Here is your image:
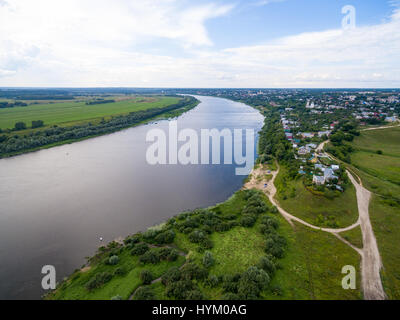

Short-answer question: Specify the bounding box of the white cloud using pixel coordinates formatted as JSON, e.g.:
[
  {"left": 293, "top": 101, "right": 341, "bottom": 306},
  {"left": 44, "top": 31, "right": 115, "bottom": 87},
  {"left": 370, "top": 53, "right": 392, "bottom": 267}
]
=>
[{"left": 0, "top": 1, "right": 400, "bottom": 87}]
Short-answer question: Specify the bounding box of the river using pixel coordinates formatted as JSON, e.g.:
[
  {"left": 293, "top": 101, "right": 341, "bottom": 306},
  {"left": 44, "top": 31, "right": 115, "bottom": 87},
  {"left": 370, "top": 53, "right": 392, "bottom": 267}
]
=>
[{"left": 0, "top": 95, "right": 264, "bottom": 299}]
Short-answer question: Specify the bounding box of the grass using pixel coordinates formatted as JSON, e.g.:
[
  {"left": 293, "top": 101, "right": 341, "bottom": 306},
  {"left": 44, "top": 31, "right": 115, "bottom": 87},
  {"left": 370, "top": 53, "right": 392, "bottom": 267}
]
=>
[
  {"left": 275, "top": 166, "right": 359, "bottom": 228},
  {"left": 0, "top": 96, "right": 180, "bottom": 130},
  {"left": 343, "top": 126, "right": 400, "bottom": 299},
  {"left": 340, "top": 226, "right": 363, "bottom": 249},
  {"left": 264, "top": 220, "right": 362, "bottom": 300},
  {"left": 51, "top": 187, "right": 364, "bottom": 300},
  {"left": 49, "top": 247, "right": 185, "bottom": 300}
]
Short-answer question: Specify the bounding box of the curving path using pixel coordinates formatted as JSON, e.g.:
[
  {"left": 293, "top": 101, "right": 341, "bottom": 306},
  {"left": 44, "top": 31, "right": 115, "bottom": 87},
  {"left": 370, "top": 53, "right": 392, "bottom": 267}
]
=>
[{"left": 245, "top": 158, "right": 386, "bottom": 299}]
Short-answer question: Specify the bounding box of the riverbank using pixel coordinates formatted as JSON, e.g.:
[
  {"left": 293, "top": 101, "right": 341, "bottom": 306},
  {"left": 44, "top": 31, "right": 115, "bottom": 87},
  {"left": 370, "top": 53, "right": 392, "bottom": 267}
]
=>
[{"left": 0, "top": 96, "right": 199, "bottom": 159}]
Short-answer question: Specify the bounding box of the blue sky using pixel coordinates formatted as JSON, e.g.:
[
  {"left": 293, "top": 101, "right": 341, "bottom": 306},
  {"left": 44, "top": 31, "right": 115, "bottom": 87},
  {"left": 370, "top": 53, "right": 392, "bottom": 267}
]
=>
[{"left": 0, "top": 0, "right": 399, "bottom": 87}]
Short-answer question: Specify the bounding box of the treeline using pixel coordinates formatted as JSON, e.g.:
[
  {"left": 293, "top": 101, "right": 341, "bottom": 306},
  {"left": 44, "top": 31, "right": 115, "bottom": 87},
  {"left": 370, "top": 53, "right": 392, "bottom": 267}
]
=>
[
  {"left": 0, "top": 96, "right": 198, "bottom": 157},
  {"left": 0, "top": 101, "right": 28, "bottom": 108},
  {"left": 85, "top": 99, "right": 116, "bottom": 105}
]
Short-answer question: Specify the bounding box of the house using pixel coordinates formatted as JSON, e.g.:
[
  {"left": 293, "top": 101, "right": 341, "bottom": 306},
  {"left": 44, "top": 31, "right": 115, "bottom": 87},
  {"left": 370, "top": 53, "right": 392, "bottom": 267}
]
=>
[
  {"left": 313, "top": 175, "right": 325, "bottom": 185},
  {"left": 318, "top": 131, "right": 331, "bottom": 138},
  {"left": 301, "top": 132, "right": 315, "bottom": 139},
  {"left": 315, "top": 164, "right": 325, "bottom": 172},
  {"left": 306, "top": 143, "right": 317, "bottom": 149},
  {"left": 324, "top": 168, "right": 338, "bottom": 182},
  {"left": 298, "top": 146, "right": 309, "bottom": 155},
  {"left": 385, "top": 116, "right": 398, "bottom": 123},
  {"left": 331, "top": 165, "right": 340, "bottom": 171}
]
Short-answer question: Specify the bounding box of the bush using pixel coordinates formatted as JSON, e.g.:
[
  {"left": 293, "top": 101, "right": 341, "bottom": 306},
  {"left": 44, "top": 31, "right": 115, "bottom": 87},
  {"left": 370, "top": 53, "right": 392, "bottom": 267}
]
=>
[
  {"left": 108, "top": 255, "right": 119, "bottom": 265},
  {"left": 186, "top": 289, "right": 204, "bottom": 300},
  {"left": 258, "top": 256, "right": 276, "bottom": 276},
  {"left": 154, "top": 230, "right": 175, "bottom": 244},
  {"left": 14, "top": 122, "right": 26, "bottom": 131},
  {"left": 240, "top": 214, "right": 257, "bottom": 227},
  {"left": 140, "top": 270, "right": 154, "bottom": 285},
  {"left": 139, "top": 250, "right": 160, "bottom": 264},
  {"left": 85, "top": 272, "right": 112, "bottom": 291},
  {"left": 31, "top": 120, "right": 44, "bottom": 128},
  {"left": 205, "top": 275, "right": 220, "bottom": 288},
  {"left": 131, "top": 243, "right": 149, "bottom": 256},
  {"left": 181, "top": 263, "right": 208, "bottom": 280},
  {"left": 202, "top": 251, "right": 215, "bottom": 268},
  {"left": 162, "top": 267, "right": 181, "bottom": 285},
  {"left": 166, "top": 280, "right": 194, "bottom": 299},
  {"left": 134, "top": 286, "right": 155, "bottom": 300},
  {"left": 237, "top": 266, "right": 270, "bottom": 299},
  {"left": 113, "top": 267, "right": 126, "bottom": 276}
]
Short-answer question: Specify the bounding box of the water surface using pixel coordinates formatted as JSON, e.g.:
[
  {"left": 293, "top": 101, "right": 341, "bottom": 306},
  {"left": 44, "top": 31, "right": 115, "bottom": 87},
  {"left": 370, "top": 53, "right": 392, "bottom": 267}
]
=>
[{"left": 0, "top": 95, "right": 263, "bottom": 299}]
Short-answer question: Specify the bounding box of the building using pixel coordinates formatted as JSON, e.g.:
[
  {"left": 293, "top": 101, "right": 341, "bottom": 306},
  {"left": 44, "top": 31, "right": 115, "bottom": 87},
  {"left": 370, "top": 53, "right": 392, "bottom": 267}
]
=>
[{"left": 313, "top": 175, "right": 325, "bottom": 185}]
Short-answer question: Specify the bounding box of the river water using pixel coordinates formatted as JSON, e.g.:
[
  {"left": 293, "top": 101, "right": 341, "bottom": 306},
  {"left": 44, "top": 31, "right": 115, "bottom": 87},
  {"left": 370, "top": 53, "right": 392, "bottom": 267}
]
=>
[{"left": 0, "top": 95, "right": 264, "bottom": 299}]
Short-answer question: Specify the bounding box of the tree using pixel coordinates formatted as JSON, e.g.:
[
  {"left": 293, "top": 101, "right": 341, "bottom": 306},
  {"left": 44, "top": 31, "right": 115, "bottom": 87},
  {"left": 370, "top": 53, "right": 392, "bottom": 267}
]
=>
[
  {"left": 134, "top": 286, "right": 155, "bottom": 300},
  {"left": 140, "top": 270, "right": 153, "bottom": 285},
  {"left": 108, "top": 255, "right": 119, "bottom": 265},
  {"left": 31, "top": 120, "right": 44, "bottom": 129},
  {"left": 14, "top": 122, "right": 27, "bottom": 131},
  {"left": 202, "top": 251, "right": 215, "bottom": 268}
]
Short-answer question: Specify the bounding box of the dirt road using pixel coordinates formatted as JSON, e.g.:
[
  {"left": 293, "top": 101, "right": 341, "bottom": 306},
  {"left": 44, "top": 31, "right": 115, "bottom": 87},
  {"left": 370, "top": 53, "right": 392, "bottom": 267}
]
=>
[
  {"left": 347, "top": 172, "right": 386, "bottom": 300},
  {"left": 244, "top": 163, "right": 386, "bottom": 300}
]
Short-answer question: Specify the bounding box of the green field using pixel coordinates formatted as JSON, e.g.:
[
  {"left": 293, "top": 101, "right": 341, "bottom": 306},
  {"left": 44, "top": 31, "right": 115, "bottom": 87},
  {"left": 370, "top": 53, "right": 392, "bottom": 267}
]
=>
[
  {"left": 345, "top": 127, "right": 400, "bottom": 299},
  {"left": 275, "top": 166, "right": 359, "bottom": 228},
  {"left": 0, "top": 96, "right": 180, "bottom": 130}
]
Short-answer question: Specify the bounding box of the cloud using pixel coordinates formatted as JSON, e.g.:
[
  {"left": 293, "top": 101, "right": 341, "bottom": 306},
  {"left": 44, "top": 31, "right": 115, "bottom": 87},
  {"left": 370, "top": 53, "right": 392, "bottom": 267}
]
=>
[{"left": 0, "top": 0, "right": 400, "bottom": 87}]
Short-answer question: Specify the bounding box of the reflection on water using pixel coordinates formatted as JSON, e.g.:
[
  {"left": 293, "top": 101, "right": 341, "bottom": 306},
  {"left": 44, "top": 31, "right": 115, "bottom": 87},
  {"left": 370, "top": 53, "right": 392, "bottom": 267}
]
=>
[{"left": 0, "top": 95, "right": 263, "bottom": 299}]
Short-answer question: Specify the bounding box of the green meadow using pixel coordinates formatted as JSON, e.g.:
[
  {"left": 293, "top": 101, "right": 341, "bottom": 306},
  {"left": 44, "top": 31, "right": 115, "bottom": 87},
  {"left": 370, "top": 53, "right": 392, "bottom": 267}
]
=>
[
  {"left": 0, "top": 96, "right": 180, "bottom": 130},
  {"left": 345, "top": 127, "right": 400, "bottom": 299}
]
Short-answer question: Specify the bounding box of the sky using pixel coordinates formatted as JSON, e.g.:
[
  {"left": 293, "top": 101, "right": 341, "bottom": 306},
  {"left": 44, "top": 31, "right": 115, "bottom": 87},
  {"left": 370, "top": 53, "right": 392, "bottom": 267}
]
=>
[{"left": 0, "top": 0, "right": 399, "bottom": 88}]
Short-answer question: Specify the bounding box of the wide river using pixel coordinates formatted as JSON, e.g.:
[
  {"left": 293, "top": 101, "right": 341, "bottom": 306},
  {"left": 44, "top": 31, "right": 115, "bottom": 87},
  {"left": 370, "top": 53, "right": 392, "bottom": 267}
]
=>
[{"left": 0, "top": 95, "right": 264, "bottom": 299}]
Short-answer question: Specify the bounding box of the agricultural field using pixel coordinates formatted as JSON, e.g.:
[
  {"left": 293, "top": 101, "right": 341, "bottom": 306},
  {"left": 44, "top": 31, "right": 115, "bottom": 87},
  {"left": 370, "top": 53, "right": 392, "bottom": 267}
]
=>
[{"left": 0, "top": 96, "right": 180, "bottom": 130}]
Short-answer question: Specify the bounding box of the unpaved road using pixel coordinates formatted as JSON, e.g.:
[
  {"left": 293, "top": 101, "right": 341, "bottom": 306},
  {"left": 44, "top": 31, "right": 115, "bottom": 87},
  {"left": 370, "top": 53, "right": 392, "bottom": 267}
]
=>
[
  {"left": 361, "top": 123, "right": 400, "bottom": 131},
  {"left": 245, "top": 162, "right": 386, "bottom": 300},
  {"left": 347, "top": 172, "right": 386, "bottom": 300}
]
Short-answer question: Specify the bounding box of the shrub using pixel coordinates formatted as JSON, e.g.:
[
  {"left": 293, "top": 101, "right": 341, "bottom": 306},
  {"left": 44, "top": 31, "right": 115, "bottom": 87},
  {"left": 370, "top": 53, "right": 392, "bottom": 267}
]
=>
[
  {"left": 166, "top": 280, "right": 194, "bottom": 299},
  {"left": 139, "top": 250, "right": 160, "bottom": 264},
  {"left": 240, "top": 214, "right": 257, "bottom": 227},
  {"left": 202, "top": 251, "right": 215, "bottom": 268},
  {"left": 205, "top": 275, "right": 219, "bottom": 288},
  {"left": 181, "top": 263, "right": 208, "bottom": 280},
  {"left": 14, "top": 122, "right": 26, "bottom": 131},
  {"left": 140, "top": 270, "right": 154, "bottom": 285},
  {"left": 162, "top": 267, "right": 181, "bottom": 285},
  {"left": 186, "top": 289, "right": 204, "bottom": 300},
  {"left": 258, "top": 256, "right": 276, "bottom": 276},
  {"left": 131, "top": 243, "right": 149, "bottom": 256},
  {"left": 154, "top": 230, "right": 176, "bottom": 244},
  {"left": 31, "top": 120, "right": 44, "bottom": 128},
  {"left": 108, "top": 255, "right": 119, "bottom": 265},
  {"left": 134, "top": 286, "right": 155, "bottom": 300},
  {"left": 113, "top": 267, "right": 126, "bottom": 276},
  {"left": 85, "top": 272, "right": 112, "bottom": 291},
  {"left": 237, "top": 266, "right": 270, "bottom": 299}
]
